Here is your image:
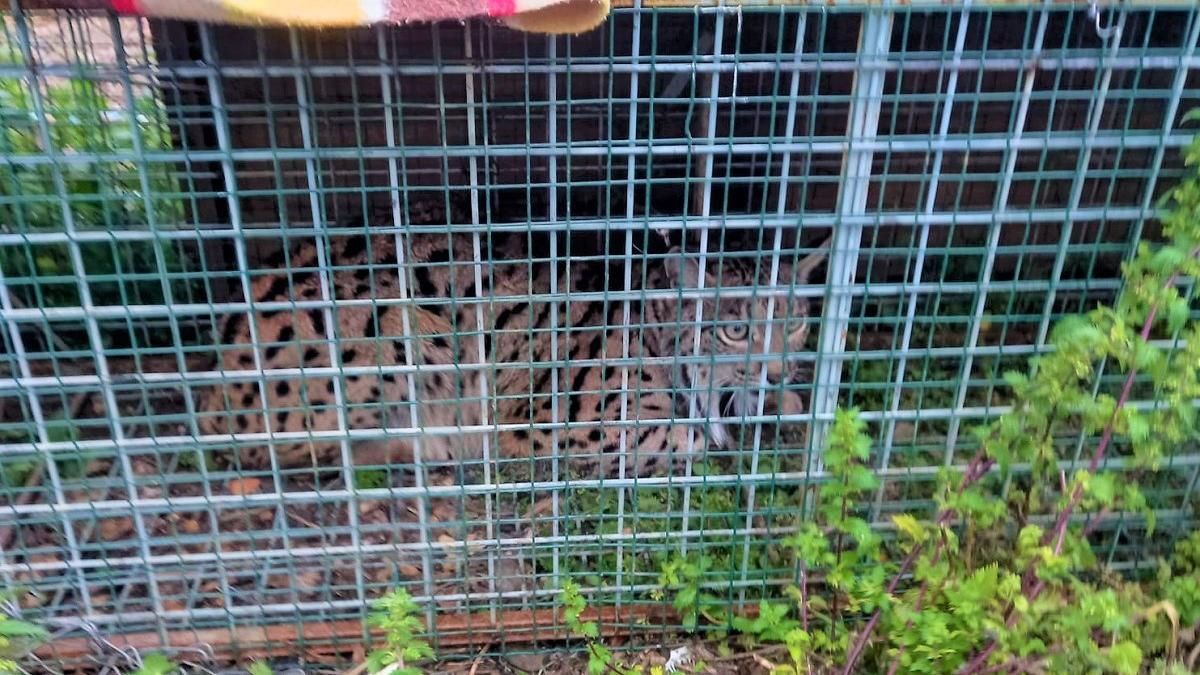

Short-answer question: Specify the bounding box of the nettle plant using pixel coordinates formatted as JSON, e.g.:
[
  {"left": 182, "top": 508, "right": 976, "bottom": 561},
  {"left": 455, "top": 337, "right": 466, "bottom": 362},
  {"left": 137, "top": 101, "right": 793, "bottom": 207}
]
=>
[
  {"left": 365, "top": 590, "right": 434, "bottom": 675},
  {"left": 840, "top": 112, "right": 1200, "bottom": 675},
  {"left": 480, "top": 115, "right": 1200, "bottom": 674},
  {"left": 653, "top": 118, "right": 1200, "bottom": 673}
]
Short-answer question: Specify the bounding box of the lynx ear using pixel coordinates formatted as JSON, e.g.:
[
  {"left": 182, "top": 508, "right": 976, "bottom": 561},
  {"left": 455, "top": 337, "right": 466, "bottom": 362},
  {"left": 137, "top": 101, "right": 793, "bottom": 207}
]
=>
[
  {"left": 663, "top": 246, "right": 707, "bottom": 288},
  {"left": 796, "top": 235, "right": 832, "bottom": 282}
]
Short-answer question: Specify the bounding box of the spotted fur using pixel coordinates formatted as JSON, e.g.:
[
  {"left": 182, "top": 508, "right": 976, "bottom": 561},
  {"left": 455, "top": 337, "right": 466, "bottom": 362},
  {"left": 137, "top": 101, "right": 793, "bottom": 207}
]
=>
[{"left": 197, "top": 216, "right": 828, "bottom": 478}]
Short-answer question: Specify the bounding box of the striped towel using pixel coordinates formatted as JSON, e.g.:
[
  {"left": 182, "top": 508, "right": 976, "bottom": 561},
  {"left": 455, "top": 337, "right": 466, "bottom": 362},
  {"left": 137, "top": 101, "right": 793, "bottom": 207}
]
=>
[{"left": 20, "top": 0, "right": 609, "bottom": 33}]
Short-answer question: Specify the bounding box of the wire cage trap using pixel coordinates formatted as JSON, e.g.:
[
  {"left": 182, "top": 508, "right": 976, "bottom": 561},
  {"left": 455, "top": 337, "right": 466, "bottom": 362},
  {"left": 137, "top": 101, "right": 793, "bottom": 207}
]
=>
[{"left": 0, "top": 1, "right": 1197, "bottom": 671}]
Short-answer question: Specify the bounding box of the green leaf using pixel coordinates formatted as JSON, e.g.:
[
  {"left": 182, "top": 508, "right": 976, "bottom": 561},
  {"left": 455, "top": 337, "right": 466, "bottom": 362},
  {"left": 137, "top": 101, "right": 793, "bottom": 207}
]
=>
[
  {"left": 588, "top": 644, "right": 614, "bottom": 675},
  {"left": 948, "top": 564, "right": 999, "bottom": 612},
  {"left": 1002, "top": 370, "right": 1028, "bottom": 389},
  {"left": 892, "top": 514, "right": 927, "bottom": 543},
  {"left": 1132, "top": 340, "right": 1162, "bottom": 371},
  {"left": 845, "top": 518, "right": 875, "bottom": 546},
  {"left": 1088, "top": 473, "right": 1117, "bottom": 506},
  {"left": 403, "top": 643, "right": 434, "bottom": 661},
  {"left": 849, "top": 467, "right": 879, "bottom": 491},
  {"left": 674, "top": 586, "right": 698, "bottom": 611},
  {"left": 1107, "top": 641, "right": 1142, "bottom": 675},
  {"left": 1017, "top": 525, "right": 1043, "bottom": 554},
  {"left": 131, "top": 653, "right": 177, "bottom": 675},
  {"left": 731, "top": 616, "right": 755, "bottom": 634},
  {"left": 247, "top": 663, "right": 274, "bottom": 675},
  {"left": 0, "top": 619, "right": 48, "bottom": 641},
  {"left": 1050, "top": 315, "right": 1104, "bottom": 352},
  {"left": 587, "top": 659, "right": 608, "bottom": 675},
  {"left": 1017, "top": 637, "right": 1045, "bottom": 657},
  {"left": 1167, "top": 296, "right": 1190, "bottom": 334},
  {"left": 1012, "top": 594, "right": 1029, "bottom": 614},
  {"left": 366, "top": 649, "right": 393, "bottom": 672},
  {"left": 1125, "top": 411, "right": 1150, "bottom": 444},
  {"left": 1148, "top": 245, "right": 1185, "bottom": 276}
]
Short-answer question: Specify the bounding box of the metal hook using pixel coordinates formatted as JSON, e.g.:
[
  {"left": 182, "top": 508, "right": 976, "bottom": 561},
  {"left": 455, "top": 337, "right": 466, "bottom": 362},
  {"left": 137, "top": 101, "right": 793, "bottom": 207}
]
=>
[{"left": 1089, "top": 0, "right": 1120, "bottom": 40}]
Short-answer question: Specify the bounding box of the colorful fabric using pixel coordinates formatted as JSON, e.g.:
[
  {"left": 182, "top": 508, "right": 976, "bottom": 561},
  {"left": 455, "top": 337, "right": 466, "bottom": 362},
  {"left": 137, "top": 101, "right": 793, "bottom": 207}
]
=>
[{"left": 22, "top": 0, "right": 609, "bottom": 34}]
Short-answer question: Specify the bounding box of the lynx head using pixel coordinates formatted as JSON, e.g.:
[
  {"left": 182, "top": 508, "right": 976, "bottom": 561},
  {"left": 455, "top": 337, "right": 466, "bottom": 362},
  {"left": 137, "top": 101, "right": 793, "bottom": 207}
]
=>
[{"left": 658, "top": 237, "right": 830, "bottom": 448}]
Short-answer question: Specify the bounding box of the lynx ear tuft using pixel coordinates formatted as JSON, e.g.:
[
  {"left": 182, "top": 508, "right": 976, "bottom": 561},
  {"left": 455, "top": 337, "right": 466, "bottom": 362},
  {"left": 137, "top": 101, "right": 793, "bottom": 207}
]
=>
[
  {"left": 663, "top": 246, "right": 706, "bottom": 287},
  {"left": 796, "top": 235, "right": 832, "bottom": 282}
]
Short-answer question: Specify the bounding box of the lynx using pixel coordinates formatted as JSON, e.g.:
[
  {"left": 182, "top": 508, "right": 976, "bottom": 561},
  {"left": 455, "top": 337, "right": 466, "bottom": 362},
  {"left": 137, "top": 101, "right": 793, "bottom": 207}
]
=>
[{"left": 197, "top": 213, "right": 828, "bottom": 478}]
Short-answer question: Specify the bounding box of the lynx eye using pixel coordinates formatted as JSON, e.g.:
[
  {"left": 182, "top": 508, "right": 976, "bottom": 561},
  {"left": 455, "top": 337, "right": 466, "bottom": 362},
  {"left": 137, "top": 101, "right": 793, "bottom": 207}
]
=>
[{"left": 719, "top": 319, "right": 751, "bottom": 343}]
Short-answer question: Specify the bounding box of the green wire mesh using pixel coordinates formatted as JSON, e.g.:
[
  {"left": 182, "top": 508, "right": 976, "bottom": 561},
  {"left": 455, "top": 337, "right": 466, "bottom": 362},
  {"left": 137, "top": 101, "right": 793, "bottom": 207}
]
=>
[{"left": 0, "top": 3, "right": 1196, "bottom": 670}]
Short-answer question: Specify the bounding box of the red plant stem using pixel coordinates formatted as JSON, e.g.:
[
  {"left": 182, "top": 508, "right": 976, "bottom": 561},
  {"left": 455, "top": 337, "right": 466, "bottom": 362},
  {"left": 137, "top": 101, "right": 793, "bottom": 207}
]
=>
[
  {"left": 967, "top": 509, "right": 1111, "bottom": 672},
  {"left": 957, "top": 624, "right": 1002, "bottom": 673},
  {"left": 1043, "top": 308, "right": 1150, "bottom": 554},
  {"left": 960, "top": 354, "right": 1155, "bottom": 675},
  {"left": 838, "top": 548, "right": 917, "bottom": 675},
  {"left": 1080, "top": 508, "right": 1110, "bottom": 539},
  {"left": 957, "top": 260, "right": 1192, "bottom": 675},
  {"left": 973, "top": 647, "right": 1059, "bottom": 675},
  {"left": 884, "top": 542, "right": 943, "bottom": 675},
  {"left": 840, "top": 455, "right": 996, "bottom": 674},
  {"left": 884, "top": 589, "right": 923, "bottom": 675}
]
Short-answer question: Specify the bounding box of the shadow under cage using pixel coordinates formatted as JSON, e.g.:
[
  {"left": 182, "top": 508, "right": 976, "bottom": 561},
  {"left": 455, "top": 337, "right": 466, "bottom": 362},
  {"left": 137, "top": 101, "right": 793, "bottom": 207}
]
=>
[{"left": 0, "top": 1, "right": 1196, "bottom": 669}]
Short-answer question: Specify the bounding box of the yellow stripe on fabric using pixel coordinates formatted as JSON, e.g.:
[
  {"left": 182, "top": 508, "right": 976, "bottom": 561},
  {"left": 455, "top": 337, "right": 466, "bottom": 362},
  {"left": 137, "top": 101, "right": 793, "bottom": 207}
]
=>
[
  {"left": 136, "top": 0, "right": 370, "bottom": 25},
  {"left": 227, "top": 0, "right": 370, "bottom": 25},
  {"left": 502, "top": 0, "right": 608, "bottom": 33},
  {"left": 136, "top": 0, "right": 608, "bottom": 32},
  {"left": 130, "top": 0, "right": 244, "bottom": 23}
]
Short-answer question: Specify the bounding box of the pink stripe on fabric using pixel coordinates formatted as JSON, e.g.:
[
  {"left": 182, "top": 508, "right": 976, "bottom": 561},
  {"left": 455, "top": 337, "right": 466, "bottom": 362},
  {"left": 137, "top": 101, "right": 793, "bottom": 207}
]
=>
[
  {"left": 386, "top": 0, "right": 487, "bottom": 22},
  {"left": 487, "top": 0, "right": 515, "bottom": 16}
]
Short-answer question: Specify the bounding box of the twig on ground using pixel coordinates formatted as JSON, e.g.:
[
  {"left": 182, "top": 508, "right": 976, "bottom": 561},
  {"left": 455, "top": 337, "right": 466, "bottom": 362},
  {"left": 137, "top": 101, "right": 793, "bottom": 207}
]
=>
[
  {"left": 749, "top": 652, "right": 778, "bottom": 670},
  {"left": 707, "top": 644, "right": 787, "bottom": 664},
  {"left": 466, "top": 641, "right": 490, "bottom": 675}
]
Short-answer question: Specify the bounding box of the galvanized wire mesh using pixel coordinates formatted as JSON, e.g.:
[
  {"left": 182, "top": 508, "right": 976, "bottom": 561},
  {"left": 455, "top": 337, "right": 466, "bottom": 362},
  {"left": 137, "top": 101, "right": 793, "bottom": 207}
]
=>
[{"left": 0, "top": 2, "right": 1198, "bottom": 669}]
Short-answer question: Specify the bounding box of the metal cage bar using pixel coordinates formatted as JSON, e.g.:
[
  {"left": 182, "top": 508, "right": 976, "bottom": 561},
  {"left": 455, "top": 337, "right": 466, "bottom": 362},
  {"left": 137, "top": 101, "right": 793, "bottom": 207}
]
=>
[{"left": 808, "top": 8, "right": 892, "bottom": 493}]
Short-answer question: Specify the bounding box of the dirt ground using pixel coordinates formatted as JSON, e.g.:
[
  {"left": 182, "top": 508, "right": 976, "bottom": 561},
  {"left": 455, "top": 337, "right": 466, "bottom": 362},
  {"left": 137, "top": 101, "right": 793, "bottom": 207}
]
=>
[{"left": 424, "top": 640, "right": 789, "bottom": 675}]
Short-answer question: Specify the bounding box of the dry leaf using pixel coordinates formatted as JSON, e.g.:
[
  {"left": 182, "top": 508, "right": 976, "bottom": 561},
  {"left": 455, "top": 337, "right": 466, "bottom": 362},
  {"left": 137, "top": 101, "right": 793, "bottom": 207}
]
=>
[{"left": 226, "top": 477, "right": 262, "bottom": 495}]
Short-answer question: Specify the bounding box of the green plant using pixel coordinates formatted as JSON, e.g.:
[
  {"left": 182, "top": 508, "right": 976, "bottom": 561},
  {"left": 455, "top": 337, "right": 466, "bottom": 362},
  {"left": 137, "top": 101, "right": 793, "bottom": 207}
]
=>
[
  {"left": 1161, "top": 533, "right": 1200, "bottom": 629},
  {"left": 644, "top": 477, "right": 853, "bottom": 670},
  {"left": 660, "top": 113, "right": 1200, "bottom": 675},
  {"left": 855, "top": 116, "right": 1200, "bottom": 672},
  {"left": 0, "top": 56, "right": 187, "bottom": 327},
  {"left": 1, "top": 414, "right": 88, "bottom": 489},
  {"left": 562, "top": 581, "right": 642, "bottom": 675},
  {"left": 750, "top": 407, "right": 885, "bottom": 673},
  {"left": 351, "top": 111, "right": 1200, "bottom": 675},
  {"left": 0, "top": 591, "right": 48, "bottom": 674},
  {"left": 540, "top": 463, "right": 783, "bottom": 591},
  {"left": 654, "top": 553, "right": 721, "bottom": 631},
  {"left": 246, "top": 662, "right": 274, "bottom": 675},
  {"left": 731, "top": 600, "right": 811, "bottom": 674},
  {"left": 129, "top": 653, "right": 176, "bottom": 675},
  {"left": 354, "top": 469, "right": 390, "bottom": 490},
  {"left": 365, "top": 589, "right": 434, "bottom": 675},
  {"left": 841, "top": 109, "right": 1200, "bottom": 675}
]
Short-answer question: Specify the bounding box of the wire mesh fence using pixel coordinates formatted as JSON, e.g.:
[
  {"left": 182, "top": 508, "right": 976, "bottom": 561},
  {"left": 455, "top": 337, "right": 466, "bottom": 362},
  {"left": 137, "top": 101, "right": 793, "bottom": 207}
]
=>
[{"left": 0, "top": 1, "right": 1197, "bottom": 670}]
